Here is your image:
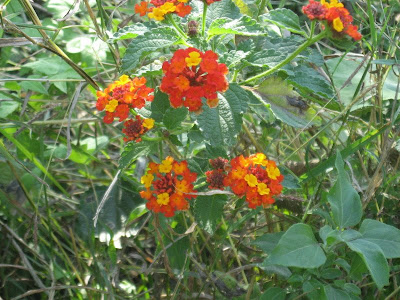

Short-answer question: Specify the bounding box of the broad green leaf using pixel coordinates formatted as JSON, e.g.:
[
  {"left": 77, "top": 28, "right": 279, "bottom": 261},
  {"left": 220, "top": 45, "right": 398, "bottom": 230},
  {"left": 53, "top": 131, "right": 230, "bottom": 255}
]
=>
[
  {"left": 327, "top": 152, "right": 362, "bottom": 228},
  {"left": 109, "top": 22, "right": 159, "bottom": 41},
  {"left": 321, "top": 268, "right": 342, "bottom": 280},
  {"left": 252, "top": 232, "right": 284, "bottom": 254},
  {"left": 221, "top": 49, "right": 250, "bottom": 68},
  {"left": 260, "top": 287, "right": 286, "bottom": 300},
  {"left": 349, "top": 253, "right": 368, "bottom": 281},
  {"left": 24, "top": 56, "right": 72, "bottom": 75},
  {"left": 302, "top": 279, "right": 325, "bottom": 299},
  {"left": 163, "top": 107, "right": 188, "bottom": 130},
  {"left": 287, "top": 65, "right": 335, "bottom": 99},
  {"left": 0, "top": 101, "right": 19, "bottom": 118},
  {"left": 323, "top": 285, "right": 353, "bottom": 300},
  {"left": 208, "top": 16, "right": 265, "bottom": 38},
  {"left": 194, "top": 195, "right": 227, "bottom": 235},
  {"left": 197, "top": 85, "right": 246, "bottom": 146},
  {"left": 119, "top": 141, "right": 155, "bottom": 169},
  {"left": 20, "top": 80, "right": 48, "bottom": 95},
  {"left": 258, "top": 264, "right": 292, "bottom": 279},
  {"left": 346, "top": 239, "right": 389, "bottom": 290},
  {"left": 265, "top": 223, "right": 326, "bottom": 268},
  {"left": 150, "top": 90, "right": 171, "bottom": 122},
  {"left": 261, "top": 8, "right": 305, "bottom": 35},
  {"left": 206, "top": 0, "right": 241, "bottom": 27},
  {"left": 359, "top": 219, "right": 400, "bottom": 258},
  {"left": 121, "top": 27, "right": 179, "bottom": 72},
  {"left": 134, "top": 62, "right": 163, "bottom": 77}
]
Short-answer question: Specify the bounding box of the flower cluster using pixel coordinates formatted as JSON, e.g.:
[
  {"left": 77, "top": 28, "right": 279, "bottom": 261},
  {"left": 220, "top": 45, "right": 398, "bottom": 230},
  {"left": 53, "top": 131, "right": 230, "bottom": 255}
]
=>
[
  {"left": 222, "top": 153, "right": 284, "bottom": 209},
  {"left": 160, "top": 48, "right": 229, "bottom": 111},
  {"left": 122, "top": 115, "right": 155, "bottom": 143},
  {"left": 205, "top": 157, "right": 229, "bottom": 190},
  {"left": 302, "top": 0, "right": 362, "bottom": 40},
  {"left": 140, "top": 157, "right": 197, "bottom": 217},
  {"left": 96, "top": 75, "right": 154, "bottom": 124},
  {"left": 135, "top": 0, "right": 191, "bottom": 21}
]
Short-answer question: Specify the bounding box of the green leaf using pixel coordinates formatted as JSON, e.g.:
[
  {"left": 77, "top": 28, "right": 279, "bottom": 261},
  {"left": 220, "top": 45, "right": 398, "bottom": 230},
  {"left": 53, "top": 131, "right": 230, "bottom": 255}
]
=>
[
  {"left": 252, "top": 232, "right": 284, "bottom": 253},
  {"left": 150, "top": 90, "right": 171, "bottom": 122},
  {"left": 23, "top": 56, "right": 72, "bottom": 75},
  {"left": 261, "top": 8, "right": 305, "bottom": 35},
  {"left": 108, "top": 241, "right": 117, "bottom": 265},
  {"left": 321, "top": 268, "right": 342, "bottom": 280},
  {"left": 20, "top": 81, "right": 48, "bottom": 95},
  {"left": 221, "top": 49, "right": 251, "bottom": 68},
  {"left": 134, "top": 62, "right": 163, "bottom": 77},
  {"left": 0, "top": 101, "right": 19, "bottom": 118},
  {"left": 327, "top": 151, "right": 362, "bottom": 228},
  {"left": 163, "top": 107, "right": 188, "bottom": 130},
  {"left": 287, "top": 65, "right": 335, "bottom": 99},
  {"left": 119, "top": 141, "right": 155, "bottom": 169},
  {"left": 265, "top": 223, "right": 326, "bottom": 268},
  {"left": 260, "top": 287, "right": 286, "bottom": 300},
  {"left": 208, "top": 16, "right": 265, "bottom": 38},
  {"left": 121, "top": 27, "right": 179, "bottom": 72},
  {"left": 194, "top": 195, "right": 227, "bottom": 235},
  {"left": 258, "top": 264, "right": 292, "bottom": 279},
  {"left": 349, "top": 253, "right": 368, "bottom": 281},
  {"left": 197, "top": 85, "right": 246, "bottom": 146},
  {"left": 359, "top": 219, "right": 400, "bottom": 258},
  {"left": 206, "top": 0, "right": 241, "bottom": 27},
  {"left": 345, "top": 239, "right": 389, "bottom": 290},
  {"left": 323, "top": 285, "right": 353, "bottom": 300},
  {"left": 109, "top": 22, "right": 159, "bottom": 41}
]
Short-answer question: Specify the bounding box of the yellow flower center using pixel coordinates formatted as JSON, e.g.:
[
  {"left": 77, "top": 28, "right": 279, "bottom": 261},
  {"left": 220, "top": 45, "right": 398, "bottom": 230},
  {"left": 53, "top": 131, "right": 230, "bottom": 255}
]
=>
[
  {"left": 105, "top": 99, "right": 119, "bottom": 112},
  {"left": 333, "top": 17, "right": 344, "bottom": 32},
  {"left": 267, "top": 166, "right": 281, "bottom": 180},
  {"left": 157, "top": 193, "right": 170, "bottom": 206},
  {"left": 159, "top": 157, "right": 173, "bottom": 173},
  {"left": 321, "top": 0, "right": 343, "bottom": 8},
  {"left": 185, "top": 51, "right": 202, "bottom": 67},
  {"left": 159, "top": 2, "right": 176, "bottom": 13},
  {"left": 244, "top": 174, "right": 258, "bottom": 187},
  {"left": 251, "top": 153, "right": 267, "bottom": 165},
  {"left": 141, "top": 173, "right": 154, "bottom": 188},
  {"left": 143, "top": 118, "right": 155, "bottom": 129},
  {"left": 148, "top": 8, "right": 166, "bottom": 21},
  {"left": 257, "top": 183, "right": 270, "bottom": 195}
]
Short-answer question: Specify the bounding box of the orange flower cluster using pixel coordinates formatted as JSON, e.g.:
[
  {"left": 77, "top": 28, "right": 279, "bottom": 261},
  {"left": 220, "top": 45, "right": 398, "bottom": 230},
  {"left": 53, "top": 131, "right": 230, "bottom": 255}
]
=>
[
  {"left": 135, "top": 0, "right": 191, "bottom": 21},
  {"left": 96, "top": 75, "right": 154, "bottom": 124},
  {"left": 140, "top": 157, "right": 197, "bottom": 217},
  {"left": 122, "top": 115, "right": 155, "bottom": 143},
  {"left": 302, "top": 0, "right": 362, "bottom": 40},
  {"left": 223, "top": 153, "right": 284, "bottom": 209},
  {"left": 160, "top": 47, "right": 229, "bottom": 111}
]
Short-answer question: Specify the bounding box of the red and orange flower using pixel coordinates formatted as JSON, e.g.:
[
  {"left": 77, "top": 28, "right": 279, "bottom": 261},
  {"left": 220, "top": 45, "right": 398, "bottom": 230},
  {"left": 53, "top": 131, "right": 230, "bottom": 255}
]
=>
[
  {"left": 140, "top": 157, "right": 197, "bottom": 217},
  {"left": 302, "top": 0, "right": 362, "bottom": 40},
  {"left": 223, "top": 153, "right": 284, "bottom": 209},
  {"left": 135, "top": 0, "right": 192, "bottom": 21},
  {"left": 96, "top": 75, "right": 154, "bottom": 124},
  {"left": 206, "top": 157, "right": 229, "bottom": 190},
  {"left": 122, "top": 115, "right": 155, "bottom": 143},
  {"left": 160, "top": 48, "right": 229, "bottom": 111}
]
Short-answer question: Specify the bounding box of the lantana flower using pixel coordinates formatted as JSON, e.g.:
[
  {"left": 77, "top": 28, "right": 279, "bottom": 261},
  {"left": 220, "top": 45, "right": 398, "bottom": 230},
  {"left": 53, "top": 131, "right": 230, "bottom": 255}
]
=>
[
  {"left": 302, "top": 0, "right": 362, "bottom": 40},
  {"left": 96, "top": 75, "right": 154, "bottom": 124},
  {"left": 223, "top": 153, "right": 284, "bottom": 209},
  {"left": 160, "top": 47, "right": 229, "bottom": 111},
  {"left": 140, "top": 157, "right": 197, "bottom": 217},
  {"left": 135, "top": 0, "right": 192, "bottom": 21},
  {"left": 206, "top": 157, "right": 229, "bottom": 190},
  {"left": 122, "top": 115, "right": 155, "bottom": 143}
]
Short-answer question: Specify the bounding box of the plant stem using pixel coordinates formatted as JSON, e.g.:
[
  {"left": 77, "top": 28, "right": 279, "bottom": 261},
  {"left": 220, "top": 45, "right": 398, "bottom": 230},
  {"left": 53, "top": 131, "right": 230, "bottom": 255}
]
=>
[
  {"left": 240, "top": 31, "right": 327, "bottom": 85},
  {"left": 167, "top": 14, "right": 188, "bottom": 40},
  {"left": 202, "top": 1, "right": 208, "bottom": 37}
]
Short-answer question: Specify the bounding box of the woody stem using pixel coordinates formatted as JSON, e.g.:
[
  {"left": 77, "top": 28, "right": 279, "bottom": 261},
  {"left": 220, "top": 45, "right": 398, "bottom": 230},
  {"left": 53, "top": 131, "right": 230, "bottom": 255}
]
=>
[{"left": 239, "top": 30, "right": 327, "bottom": 85}]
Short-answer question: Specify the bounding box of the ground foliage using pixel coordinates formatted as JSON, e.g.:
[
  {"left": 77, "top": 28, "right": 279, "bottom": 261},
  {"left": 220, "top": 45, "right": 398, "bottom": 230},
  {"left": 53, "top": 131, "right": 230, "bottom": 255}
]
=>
[{"left": 1, "top": 0, "right": 400, "bottom": 299}]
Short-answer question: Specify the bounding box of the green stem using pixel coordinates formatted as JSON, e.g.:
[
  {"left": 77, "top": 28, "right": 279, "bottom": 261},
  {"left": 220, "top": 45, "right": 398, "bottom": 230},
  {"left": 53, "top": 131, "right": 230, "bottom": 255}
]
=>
[
  {"left": 240, "top": 30, "right": 327, "bottom": 85},
  {"left": 167, "top": 14, "right": 188, "bottom": 40},
  {"left": 202, "top": 1, "right": 208, "bottom": 37}
]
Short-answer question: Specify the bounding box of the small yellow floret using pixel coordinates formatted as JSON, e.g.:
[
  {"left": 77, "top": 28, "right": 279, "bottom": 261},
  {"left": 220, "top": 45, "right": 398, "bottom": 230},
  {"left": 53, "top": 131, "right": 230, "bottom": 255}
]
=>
[
  {"left": 185, "top": 51, "right": 202, "bottom": 67},
  {"left": 267, "top": 166, "right": 281, "bottom": 180},
  {"left": 321, "top": 0, "right": 343, "bottom": 8},
  {"left": 105, "top": 99, "right": 119, "bottom": 112},
  {"left": 141, "top": 173, "right": 154, "bottom": 188},
  {"left": 143, "top": 118, "right": 155, "bottom": 129},
  {"left": 159, "top": 157, "right": 174, "bottom": 173},
  {"left": 159, "top": 2, "right": 176, "bottom": 13},
  {"left": 257, "top": 183, "right": 270, "bottom": 195},
  {"left": 148, "top": 8, "right": 166, "bottom": 21},
  {"left": 157, "top": 193, "right": 170, "bottom": 206},
  {"left": 251, "top": 153, "right": 267, "bottom": 165},
  {"left": 333, "top": 17, "right": 344, "bottom": 32},
  {"left": 244, "top": 174, "right": 258, "bottom": 187}
]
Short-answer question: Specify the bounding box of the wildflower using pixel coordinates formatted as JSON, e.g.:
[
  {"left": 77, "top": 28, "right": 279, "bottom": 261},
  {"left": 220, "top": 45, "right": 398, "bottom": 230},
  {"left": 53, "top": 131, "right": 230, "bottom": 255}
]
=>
[
  {"left": 122, "top": 115, "right": 155, "bottom": 143},
  {"left": 223, "top": 154, "right": 284, "bottom": 209},
  {"left": 136, "top": 0, "right": 192, "bottom": 20},
  {"left": 135, "top": 1, "right": 148, "bottom": 16},
  {"left": 140, "top": 157, "right": 198, "bottom": 217},
  {"left": 160, "top": 48, "right": 229, "bottom": 111},
  {"left": 302, "top": 0, "right": 362, "bottom": 40},
  {"left": 95, "top": 75, "right": 154, "bottom": 124}
]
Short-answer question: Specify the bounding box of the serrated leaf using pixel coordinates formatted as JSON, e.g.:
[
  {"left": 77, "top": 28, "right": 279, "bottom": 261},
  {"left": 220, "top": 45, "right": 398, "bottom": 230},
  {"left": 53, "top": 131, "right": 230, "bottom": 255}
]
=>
[
  {"left": 206, "top": 0, "right": 241, "bottom": 27},
  {"left": 346, "top": 239, "right": 389, "bottom": 290},
  {"left": 163, "top": 107, "right": 188, "bottom": 130},
  {"left": 134, "top": 62, "right": 163, "bottom": 77},
  {"left": 221, "top": 49, "right": 250, "bottom": 68},
  {"left": 121, "top": 27, "right": 179, "bottom": 72},
  {"left": 194, "top": 195, "right": 227, "bottom": 235},
  {"left": 261, "top": 8, "right": 305, "bottom": 35},
  {"left": 264, "top": 223, "right": 326, "bottom": 268},
  {"left": 150, "top": 90, "right": 171, "bottom": 122},
  {"left": 359, "top": 219, "right": 400, "bottom": 258},
  {"left": 287, "top": 65, "right": 334, "bottom": 99},
  {"left": 208, "top": 16, "right": 265, "bottom": 38},
  {"left": 327, "top": 152, "right": 362, "bottom": 228},
  {"left": 109, "top": 22, "right": 159, "bottom": 41},
  {"left": 119, "top": 141, "right": 155, "bottom": 169},
  {"left": 197, "top": 85, "right": 246, "bottom": 146}
]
